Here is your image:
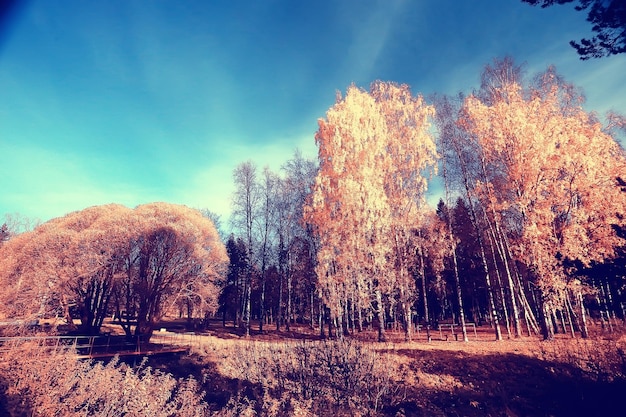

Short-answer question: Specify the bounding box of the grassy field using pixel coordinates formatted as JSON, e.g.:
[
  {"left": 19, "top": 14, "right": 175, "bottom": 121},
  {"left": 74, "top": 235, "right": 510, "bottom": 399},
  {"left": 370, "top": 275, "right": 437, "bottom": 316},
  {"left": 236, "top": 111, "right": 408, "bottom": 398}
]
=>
[
  {"left": 2, "top": 320, "right": 625, "bottom": 416},
  {"left": 146, "top": 320, "right": 626, "bottom": 416}
]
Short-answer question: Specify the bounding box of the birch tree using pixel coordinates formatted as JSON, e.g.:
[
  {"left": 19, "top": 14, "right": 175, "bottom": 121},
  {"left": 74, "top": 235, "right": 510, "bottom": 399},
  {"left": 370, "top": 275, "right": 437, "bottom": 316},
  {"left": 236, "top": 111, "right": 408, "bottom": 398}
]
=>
[
  {"left": 305, "top": 82, "right": 436, "bottom": 341},
  {"left": 231, "top": 161, "right": 259, "bottom": 336},
  {"left": 280, "top": 151, "right": 318, "bottom": 331},
  {"left": 257, "top": 166, "right": 278, "bottom": 332},
  {"left": 459, "top": 66, "right": 626, "bottom": 339},
  {"left": 372, "top": 81, "right": 438, "bottom": 340},
  {"left": 306, "top": 85, "right": 389, "bottom": 340}
]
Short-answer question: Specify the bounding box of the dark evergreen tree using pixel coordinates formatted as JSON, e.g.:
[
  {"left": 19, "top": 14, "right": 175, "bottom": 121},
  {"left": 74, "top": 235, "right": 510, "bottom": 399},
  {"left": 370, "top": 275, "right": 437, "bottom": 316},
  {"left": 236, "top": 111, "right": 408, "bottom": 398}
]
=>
[
  {"left": 0, "top": 223, "right": 9, "bottom": 247},
  {"left": 522, "top": 0, "right": 626, "bottom": 59},
  {"left": 219, "top": 235, "right": 249, "bottom": 327}
]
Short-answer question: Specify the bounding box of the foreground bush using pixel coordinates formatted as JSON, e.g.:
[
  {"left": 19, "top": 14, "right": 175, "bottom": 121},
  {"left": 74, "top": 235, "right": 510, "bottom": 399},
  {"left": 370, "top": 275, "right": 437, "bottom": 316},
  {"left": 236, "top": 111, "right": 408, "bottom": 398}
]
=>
[
  {"left": 202, "top": 338, "right": 409, "bottom": 416},
  {"left": 0, "top": 338, "right": 407, "bottom": 416},
  {"left": 0, "top": 342, "right": 206, "bottom": 417},
  {"left": 3, "top": 333, "right": 626, "bottom": 416}
]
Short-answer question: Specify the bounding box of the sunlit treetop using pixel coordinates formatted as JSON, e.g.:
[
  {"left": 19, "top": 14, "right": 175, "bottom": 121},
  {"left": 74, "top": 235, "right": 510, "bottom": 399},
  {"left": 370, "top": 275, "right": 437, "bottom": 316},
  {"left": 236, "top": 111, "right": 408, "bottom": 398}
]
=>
[
  {"left": 459, "top": 64, "right": 626, "bottom": 301},
  {"left": 0, "top": 202, "right": 228, "bottom": 328}
]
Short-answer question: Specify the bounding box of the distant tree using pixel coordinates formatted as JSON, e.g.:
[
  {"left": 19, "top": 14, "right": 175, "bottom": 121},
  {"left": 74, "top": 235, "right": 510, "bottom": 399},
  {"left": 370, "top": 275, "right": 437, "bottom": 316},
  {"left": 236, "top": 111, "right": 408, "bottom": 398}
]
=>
[
  {"left": 0, "top": 223, "right": 9, "bottom": 246},
  {"left": 451, "top": 198, "right": 491, "bottom": 325},
  {"left": 272, "top": 175, "right": 292, "bottom": 331},
  {"left": 280, "top": 150, "right": 318, "bottom": 331},
  {"left": 2, "top": 212, "right": 39, "bottom": 235},
  {"left": 231, "top": 161, "right": 259, "bottom": 337},
  {"left": 227, "top": 151, "right": 318, "bottom": 334},
  {"left": 219, "top": 235, "right": 249, "bottom": 327},
  {"left": 477, "top": 56, "right": 525, "bottom": 105},
  {"left": 521, "top": 0, "right": 626, "bottom": 59},
  {"left": 257, "top": 166, "right": 278, "bottom": 333},
  {"left": 199, "top": 209, "right": 227, "bottom": 242}
]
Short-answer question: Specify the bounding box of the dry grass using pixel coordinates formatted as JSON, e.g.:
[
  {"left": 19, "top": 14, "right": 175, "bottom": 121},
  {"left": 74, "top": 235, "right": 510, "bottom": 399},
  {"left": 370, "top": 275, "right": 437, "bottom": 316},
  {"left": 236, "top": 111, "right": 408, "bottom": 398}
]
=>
[
  {"left": 177, "top": 322, "right": 626, "bottom": 416},
  {"left": 0, "top": 340, "right": 207, "bottom": 417},
  {"left": 2, "top": 320, "right": 626, "bottom": 416}
]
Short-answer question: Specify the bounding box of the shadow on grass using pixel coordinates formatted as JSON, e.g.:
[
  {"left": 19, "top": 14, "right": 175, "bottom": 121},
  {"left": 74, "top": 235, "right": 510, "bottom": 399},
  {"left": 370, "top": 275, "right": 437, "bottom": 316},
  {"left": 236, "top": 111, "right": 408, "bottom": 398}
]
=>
[
  {"left": 392, "top": 348, "right": 625, "bottom": 417},
  {"left": 148, "top": 352, "right": 265, "bottom": 413},
  {"left": 185, "top": 319, "right": 325, "bottom": 342},
  {"left": 137, "top": 323, "right": 626, "bottom": 417}
]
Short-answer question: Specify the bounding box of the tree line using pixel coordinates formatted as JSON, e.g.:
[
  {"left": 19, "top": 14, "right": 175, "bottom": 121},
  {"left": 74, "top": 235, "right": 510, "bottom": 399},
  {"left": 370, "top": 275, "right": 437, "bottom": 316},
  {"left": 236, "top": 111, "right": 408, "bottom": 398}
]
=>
[
  {"left": 1, "top": 58, "right": 624, "bottom": 342},
  {"left": 223, "top": 58, "right": 626, "bottom": 341}
]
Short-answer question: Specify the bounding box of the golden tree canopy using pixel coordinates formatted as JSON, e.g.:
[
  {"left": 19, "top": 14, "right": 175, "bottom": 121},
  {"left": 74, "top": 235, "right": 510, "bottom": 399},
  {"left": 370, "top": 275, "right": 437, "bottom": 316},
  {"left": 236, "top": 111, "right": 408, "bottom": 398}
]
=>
[{"left": 0, "top": 203, "right": 228, "bottom": 332}]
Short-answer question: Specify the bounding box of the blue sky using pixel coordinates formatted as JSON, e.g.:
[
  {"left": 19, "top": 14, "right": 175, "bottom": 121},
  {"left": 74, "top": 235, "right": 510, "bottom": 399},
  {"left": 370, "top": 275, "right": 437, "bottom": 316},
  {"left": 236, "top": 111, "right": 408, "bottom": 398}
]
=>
[{"left": 1, "top": 0, "right": 625, "bottom": 227}]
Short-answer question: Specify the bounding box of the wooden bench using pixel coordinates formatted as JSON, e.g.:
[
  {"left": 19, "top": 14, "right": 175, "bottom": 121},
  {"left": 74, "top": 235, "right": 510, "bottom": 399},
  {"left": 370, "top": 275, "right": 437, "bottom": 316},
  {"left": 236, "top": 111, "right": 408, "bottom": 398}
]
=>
[{"left": 438, "top": 322, "right": 478, "bottom": 340}]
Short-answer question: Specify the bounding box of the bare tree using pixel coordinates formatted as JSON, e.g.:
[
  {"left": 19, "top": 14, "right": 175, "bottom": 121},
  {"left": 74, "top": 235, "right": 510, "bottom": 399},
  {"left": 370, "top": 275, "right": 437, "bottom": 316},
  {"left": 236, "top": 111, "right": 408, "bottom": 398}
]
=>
[{"left": 231, "top": 161, "right": 259, "bottom": 337}]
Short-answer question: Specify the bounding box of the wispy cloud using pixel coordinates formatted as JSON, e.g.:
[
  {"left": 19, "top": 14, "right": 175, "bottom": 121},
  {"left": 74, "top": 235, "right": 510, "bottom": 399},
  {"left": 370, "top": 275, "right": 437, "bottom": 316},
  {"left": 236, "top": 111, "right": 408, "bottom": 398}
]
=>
[
  {"left": 2, "top": 0, "right": 624, "bottom": 225},
  {"left": 337, "top": 0, "right": 408, "bottom": 83}
]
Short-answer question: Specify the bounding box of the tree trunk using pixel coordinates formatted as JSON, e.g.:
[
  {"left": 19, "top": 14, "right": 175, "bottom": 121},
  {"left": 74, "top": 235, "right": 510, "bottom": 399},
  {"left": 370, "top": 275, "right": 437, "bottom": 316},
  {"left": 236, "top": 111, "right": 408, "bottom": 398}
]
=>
[
  {"left": 466, "top": 176, "right": 517, "bottom": 338},
  {"left": 474, "top": 220, "right": 502, "bottom": 341},
  {"left": 402, "top": 301, "right": 412, "bottom": 342},
  {"left": 259, "top": 272, "right": 266, "bottom": 333},
  {"left": 451, "top": 249, "right": 468, "bottom": 342},
  {"left": 244, "top": 273, "right": 251, "bottom": 337},
  {"left": 518, "top": 277, "right": 540, "bottom": 335},
  {"left": 604, "top": 278, "right": 616, "bottom": 319},
  {"left": 319, "top": 302, "right": 326, "bottom": 338},
  {"left": 419, "top": 246, "right": 431, "bottom": 342},
  {"left": 539, "top": 300, "right": 554, "bottom": 341},
  {"left": 310, "top": 288, "right": 315, "bottom": 329},
  {"left": 344, "top": 300, "right": 351, "bottom": 335},
  {"left": 578, "top": 291, "right": 589, "bottom": 339},
  {"left": 327, "top": 313, "right": 332, "bottom": 339},
  {"left": 599, "top": 279, "right": 614, "bottom": 332},
  {"left": 564, "top": 295, "right": 576, "bottom": 338},
  {"left": 486, "top": 227, "right": 510, "bottom": 339},
  {"left": 286, "top": 270, "right": 292, "bottom": 332},
  {"left": 277, "top": 253, "right": 284, "bottom": 331},
  {"left": 376, "top": 289, "right": 386, "bottom": 342},
  {"left": 62, "top": 294, "right": 77, "bottom": 332},
  {"left": 495, "top": 225, "right": 523, "bottom": 338},
  {"left": 558, "top": 306, "right": 568, "bottom": 336}
]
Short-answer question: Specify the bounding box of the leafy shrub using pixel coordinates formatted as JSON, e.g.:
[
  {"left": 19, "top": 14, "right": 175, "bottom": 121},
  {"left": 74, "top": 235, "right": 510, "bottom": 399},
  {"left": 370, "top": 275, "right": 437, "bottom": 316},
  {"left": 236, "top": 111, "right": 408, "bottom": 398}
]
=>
[
  {"left": 211, "top": 338, "right": 408, "bottom": 415},
  {"left": 0, "top": 341, "right": 206, "bottom": 417},
  {"left": 537, "top": 337, "right": 626, "bottom": 382}
]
